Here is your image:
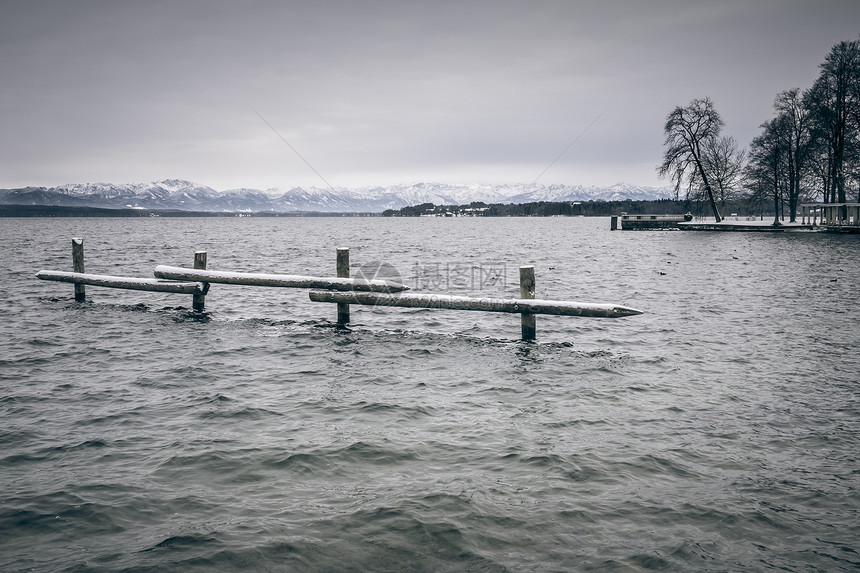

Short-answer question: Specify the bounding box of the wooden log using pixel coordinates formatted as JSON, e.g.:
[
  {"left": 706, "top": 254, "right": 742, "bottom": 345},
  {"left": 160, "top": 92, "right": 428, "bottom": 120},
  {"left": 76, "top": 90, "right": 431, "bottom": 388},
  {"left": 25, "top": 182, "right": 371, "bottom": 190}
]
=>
[
  {"left": 72, "top": 238, "right": 86, "bottom": 302},
  {"left": 153, "top": 265, "right": 409, "bottom": 292},
  {"left": 520, "top": 266, "right": 536, "bottom": 340},
  {"left": 193, "top": 251, "right": 207, "bottom": 312},
  {"left": 336, "top": 248, "right": 350, "bottom": 325},
  {"left": 308, "top": 291, "right": 643, "bottom": 318},
  {"left": 36, "top": 270, "right": 205, "bottom": 294}
]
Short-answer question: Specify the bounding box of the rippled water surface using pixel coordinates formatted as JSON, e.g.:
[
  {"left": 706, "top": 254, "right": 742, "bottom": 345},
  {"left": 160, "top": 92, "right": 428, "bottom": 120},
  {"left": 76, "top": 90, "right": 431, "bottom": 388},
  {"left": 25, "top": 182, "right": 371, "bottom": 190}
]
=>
[{"left": 1, "top": 217, "right": 858, "bottom": 572}]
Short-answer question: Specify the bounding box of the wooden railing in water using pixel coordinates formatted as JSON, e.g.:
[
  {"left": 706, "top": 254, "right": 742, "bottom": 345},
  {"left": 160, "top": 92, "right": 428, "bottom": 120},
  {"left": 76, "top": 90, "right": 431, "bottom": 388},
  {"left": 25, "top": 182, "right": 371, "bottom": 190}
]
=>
[{"left": 37, "top": 238, "right": 643, "bottom": 341}]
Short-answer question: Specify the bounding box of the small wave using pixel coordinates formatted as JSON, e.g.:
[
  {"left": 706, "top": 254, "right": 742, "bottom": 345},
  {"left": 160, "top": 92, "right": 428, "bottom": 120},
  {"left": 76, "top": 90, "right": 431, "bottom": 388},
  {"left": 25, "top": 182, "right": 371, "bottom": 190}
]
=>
[
  {"left": 38, "top": 439, "right": 109, "bottom": 454},
  {"left": 198, "top": 406, "right": 283, "bottom": 421},
  {"left": 356, "top": 401, "right": 436, "bottom": 419},
  {"left": 331, "top": 504, "right": 508, "bottom": 572},
  {"left": 142, "top": 533, "right": 223, "bottom": 552},
  {"left": 542, "top": 418, "right": 610, "bottom": 429},
  {"left": 264, "top": 441, "right": 420, "bottom": 475},
  {"left": 1, "top": 452, "right": 49, "bottom": 465},
  {"left": 26, "top": 338, "right": 64, "bottom": 347},
  {"left": 1, "top": 495, "right": 126, "bottom": 541}
]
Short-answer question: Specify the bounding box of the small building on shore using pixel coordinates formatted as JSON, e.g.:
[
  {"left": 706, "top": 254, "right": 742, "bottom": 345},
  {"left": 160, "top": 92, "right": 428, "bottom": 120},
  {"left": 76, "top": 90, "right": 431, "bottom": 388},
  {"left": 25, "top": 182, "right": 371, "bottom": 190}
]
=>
[{"left": 801, "top": 203, "right": 860, "bottom": 232}]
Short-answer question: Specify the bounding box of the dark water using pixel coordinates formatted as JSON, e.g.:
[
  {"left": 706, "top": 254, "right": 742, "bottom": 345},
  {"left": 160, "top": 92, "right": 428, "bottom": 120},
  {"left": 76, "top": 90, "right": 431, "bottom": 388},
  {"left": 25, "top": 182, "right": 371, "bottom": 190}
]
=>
[{"left": 1, "top": 217, "right": 858, "bottom": 572}]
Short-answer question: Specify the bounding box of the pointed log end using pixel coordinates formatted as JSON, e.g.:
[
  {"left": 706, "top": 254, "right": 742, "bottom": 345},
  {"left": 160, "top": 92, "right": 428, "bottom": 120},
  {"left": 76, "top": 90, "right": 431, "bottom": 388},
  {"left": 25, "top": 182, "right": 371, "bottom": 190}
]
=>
[
  {"left": 613, "top": 306, "right": 644, "bottom": 317},
  {"left": 354, "top": 279, "right": 409, "bottom": 293}
]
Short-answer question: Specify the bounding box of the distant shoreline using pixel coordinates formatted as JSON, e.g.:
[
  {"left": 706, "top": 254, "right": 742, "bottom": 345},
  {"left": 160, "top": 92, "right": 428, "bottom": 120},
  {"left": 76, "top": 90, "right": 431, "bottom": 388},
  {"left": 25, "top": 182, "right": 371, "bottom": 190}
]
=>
[
  {"left": 1, "top": 198, "right": 764, "bottom": 218},
  {"left": 0, "top": 205, "right": 380, "bottom": 217}
]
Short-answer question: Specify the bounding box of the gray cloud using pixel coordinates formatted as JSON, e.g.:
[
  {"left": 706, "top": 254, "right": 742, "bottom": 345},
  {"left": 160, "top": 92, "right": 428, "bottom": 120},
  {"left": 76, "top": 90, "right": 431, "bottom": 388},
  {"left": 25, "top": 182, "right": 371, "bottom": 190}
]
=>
[{"left": 2, "top": 0, "right": 859, "bottom": 190}]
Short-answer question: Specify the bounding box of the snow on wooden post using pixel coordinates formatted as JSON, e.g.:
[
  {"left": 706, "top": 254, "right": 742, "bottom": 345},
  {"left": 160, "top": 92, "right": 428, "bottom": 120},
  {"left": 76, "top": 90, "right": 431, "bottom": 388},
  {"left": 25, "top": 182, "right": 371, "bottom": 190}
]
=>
[
  {"left": 72, "top": 238, "right": 86, "bottom": 302},
  {"left": 336, "top": 247, "right": 349, "bottom": 326},
  {"left": 192, "top": 251, "right": 207, "bottom": 312},
  {"left": 520, "top": 266, "right": 536, "bottom": 341}
]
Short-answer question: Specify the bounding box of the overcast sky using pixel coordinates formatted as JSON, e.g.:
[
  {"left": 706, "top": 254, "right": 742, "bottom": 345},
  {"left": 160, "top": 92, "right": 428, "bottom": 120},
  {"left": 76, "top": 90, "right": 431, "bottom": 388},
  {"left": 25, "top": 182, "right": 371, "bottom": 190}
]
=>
[{"left": 2, "top": 0, "right": 858, "bottom": 191}]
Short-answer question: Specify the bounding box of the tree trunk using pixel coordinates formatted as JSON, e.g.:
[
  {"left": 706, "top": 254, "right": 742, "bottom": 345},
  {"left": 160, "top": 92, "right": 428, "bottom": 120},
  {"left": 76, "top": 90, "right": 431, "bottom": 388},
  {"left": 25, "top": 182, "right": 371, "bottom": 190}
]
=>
[
  {"left": 694, "top": 159, "right": 722, "bottom": 222},
  {"left": 773, "top": 190, "right": 781, "bottom": 226},
  {"left": 789, "top": 191, "right": 798, "bottom": 223}
]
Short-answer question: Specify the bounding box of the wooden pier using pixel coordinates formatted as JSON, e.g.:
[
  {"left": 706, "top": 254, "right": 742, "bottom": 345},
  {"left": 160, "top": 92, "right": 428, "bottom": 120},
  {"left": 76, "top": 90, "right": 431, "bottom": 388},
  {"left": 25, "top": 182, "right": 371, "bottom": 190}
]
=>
[
  {"left": 614, "top": 213, "right": 692, "bottom": 230},
  {"left": 36, "top": 238, "right": 643, "bottom": 341},
  {"left": 678, "top": 220, "right": 814, "bottom": 232}
]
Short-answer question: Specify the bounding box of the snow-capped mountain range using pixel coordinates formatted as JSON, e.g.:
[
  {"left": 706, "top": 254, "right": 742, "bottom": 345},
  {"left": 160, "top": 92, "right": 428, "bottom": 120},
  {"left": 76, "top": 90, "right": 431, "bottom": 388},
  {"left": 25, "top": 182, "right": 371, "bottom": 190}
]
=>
[{"left": 0, "top": 179, "right": 673, "bottom": 213}]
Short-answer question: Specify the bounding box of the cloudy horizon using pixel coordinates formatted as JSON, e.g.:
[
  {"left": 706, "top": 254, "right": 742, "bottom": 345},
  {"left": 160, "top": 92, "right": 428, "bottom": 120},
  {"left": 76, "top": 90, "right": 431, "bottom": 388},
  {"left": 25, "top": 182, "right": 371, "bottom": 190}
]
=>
[{"left": 2, "top": 0, "right": 859, "bottom": 192}]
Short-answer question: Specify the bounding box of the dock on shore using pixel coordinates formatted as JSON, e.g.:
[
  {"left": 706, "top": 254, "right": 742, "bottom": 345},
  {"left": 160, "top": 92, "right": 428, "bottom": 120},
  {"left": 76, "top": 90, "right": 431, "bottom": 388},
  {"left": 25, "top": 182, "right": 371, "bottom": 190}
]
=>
[
  {"left": 614, "top": 213, "right": 692, "bottom": 230},
  {"left": 678, "top": 220, "right": 814, "bottom": 232},
  {"left": 611, "top": 207, "right": 860, "bottom": 233}
]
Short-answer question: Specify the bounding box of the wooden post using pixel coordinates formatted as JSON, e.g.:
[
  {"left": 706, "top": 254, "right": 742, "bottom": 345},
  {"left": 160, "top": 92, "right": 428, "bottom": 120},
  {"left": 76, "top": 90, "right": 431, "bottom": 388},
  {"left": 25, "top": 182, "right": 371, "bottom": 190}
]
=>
[
  {"left": 192, "top": 251, "right": 207, "bottom": 311},
  {"left": 336, "top": 247, "right": 349, "bottom": 325},
  {"left": 520, "top": 266, "right": 536, "bottom": 341},
  {"left": 72, "top": 238, "right": 85, "bottom": 302},
  {"left": 610, "top": 216, "right": 618, "bottom": 231}
]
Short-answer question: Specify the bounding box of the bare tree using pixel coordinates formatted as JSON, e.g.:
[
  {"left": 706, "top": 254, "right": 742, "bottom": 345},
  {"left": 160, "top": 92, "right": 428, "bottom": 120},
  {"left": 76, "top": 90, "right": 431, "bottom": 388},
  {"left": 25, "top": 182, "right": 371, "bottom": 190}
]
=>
[
  {"left": 658, "top": 97, "right": 724, "bottom": 222},
  {"left": 804, "top": 123, "right": 834, "bottom": 203},
  {"left": 747, "top": 117, "right": 787, "bottom": 226},
  {"left": 696, "top": 135, "right": 745, "bottom": 219},
  {"left": 805, "top": 39, "right": 860, "bottom": 208},
  {"left": 773, "top": 89, "right": 814, "bottom": 222}
]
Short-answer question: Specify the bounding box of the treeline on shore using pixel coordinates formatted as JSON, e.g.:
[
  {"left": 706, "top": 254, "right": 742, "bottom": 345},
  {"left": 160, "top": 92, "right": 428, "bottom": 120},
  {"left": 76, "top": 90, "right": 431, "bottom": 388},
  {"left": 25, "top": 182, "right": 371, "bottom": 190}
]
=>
[
  {"left": 4, "top": 200, "right": 769, "bottom": 219},
  {"left": 382, "top": 198, "right": 758, "bottom": 218}
]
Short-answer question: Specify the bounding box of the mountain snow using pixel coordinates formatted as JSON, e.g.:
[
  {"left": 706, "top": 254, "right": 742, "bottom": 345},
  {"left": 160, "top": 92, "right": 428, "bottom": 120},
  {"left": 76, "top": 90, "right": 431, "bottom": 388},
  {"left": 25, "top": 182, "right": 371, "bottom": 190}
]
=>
[{"left": 1, "top": 179, "right": 673, "bottom": 213}]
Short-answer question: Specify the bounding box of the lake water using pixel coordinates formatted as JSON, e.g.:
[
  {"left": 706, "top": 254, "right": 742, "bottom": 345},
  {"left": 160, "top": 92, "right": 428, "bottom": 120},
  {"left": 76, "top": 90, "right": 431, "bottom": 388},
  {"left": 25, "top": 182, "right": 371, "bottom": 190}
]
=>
[{"left": 1, "top": 216, "right": 858, "bottom": 572}]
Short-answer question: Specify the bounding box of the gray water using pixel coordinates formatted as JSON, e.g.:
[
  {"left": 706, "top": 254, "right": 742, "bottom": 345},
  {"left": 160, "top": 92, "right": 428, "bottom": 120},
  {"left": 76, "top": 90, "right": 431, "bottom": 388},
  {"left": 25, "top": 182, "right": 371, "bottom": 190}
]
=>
[{"left": 1, "top": 216, "right": 858, "bottom": 572}]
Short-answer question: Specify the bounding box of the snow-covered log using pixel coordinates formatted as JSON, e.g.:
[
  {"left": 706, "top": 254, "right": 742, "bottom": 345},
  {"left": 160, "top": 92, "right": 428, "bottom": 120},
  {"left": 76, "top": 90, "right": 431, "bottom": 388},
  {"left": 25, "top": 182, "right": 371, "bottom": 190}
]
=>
[
  {"left": 153, "top": 265, "right": 409, "bottom": 293},
  {"left": 36, "top": 270, "right": 205, "bottom": 294},
  {"left": 308, "top": 291, "right": 643, "bottom": 318}
]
